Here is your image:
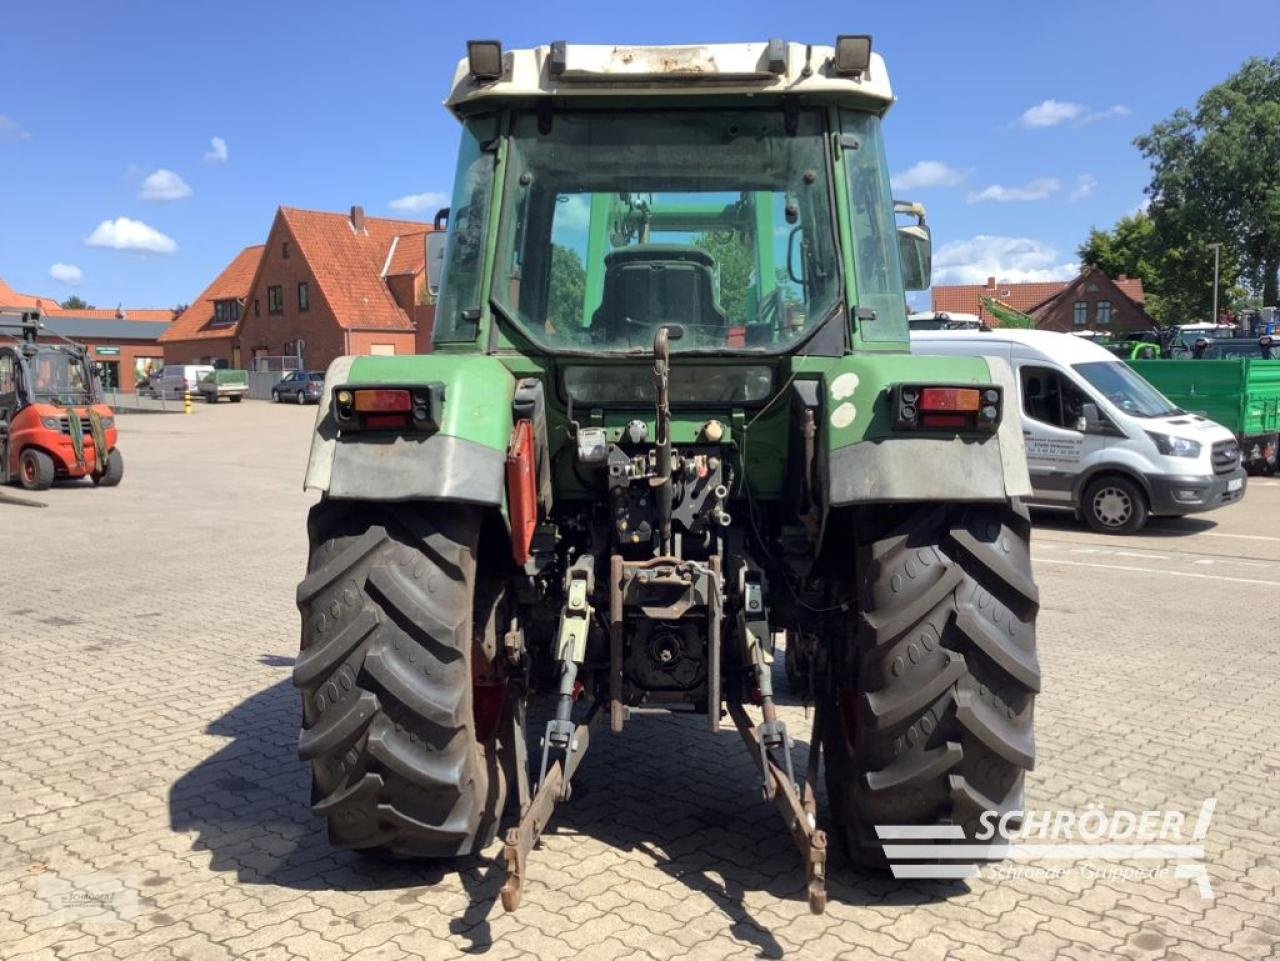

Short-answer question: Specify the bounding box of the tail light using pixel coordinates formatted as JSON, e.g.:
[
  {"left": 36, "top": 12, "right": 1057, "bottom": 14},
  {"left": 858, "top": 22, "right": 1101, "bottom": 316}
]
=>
[
  {"left": 894, "top": 383, "right": 1002, "bottom": 432},
  {"left": 333, "top": 383, "right": 445, "bottom": 431}
]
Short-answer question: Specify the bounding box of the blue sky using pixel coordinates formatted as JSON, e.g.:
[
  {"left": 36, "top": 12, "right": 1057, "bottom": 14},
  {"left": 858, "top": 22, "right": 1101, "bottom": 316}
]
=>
[{"left": 1, "top": 0, "right": 1274, "bottom": 312}]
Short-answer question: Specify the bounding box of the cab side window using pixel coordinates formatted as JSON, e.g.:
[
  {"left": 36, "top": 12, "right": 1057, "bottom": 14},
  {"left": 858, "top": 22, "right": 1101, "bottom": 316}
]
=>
[
  {"left": 0, "top": 355, "right": 15, "bottom": 418},
  {"left": 1020, "top": 366, "right": 1089, "bottom": 429}
]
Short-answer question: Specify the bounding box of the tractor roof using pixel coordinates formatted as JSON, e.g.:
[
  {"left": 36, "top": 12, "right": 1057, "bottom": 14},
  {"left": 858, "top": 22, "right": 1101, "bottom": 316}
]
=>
[{"left": 444, "top": 41, "right": 894, "bottom": 117}]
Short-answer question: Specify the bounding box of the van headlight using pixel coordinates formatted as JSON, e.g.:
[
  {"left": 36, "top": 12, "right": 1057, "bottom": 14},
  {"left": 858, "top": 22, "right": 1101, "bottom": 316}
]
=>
[{"left": 1146, "top": 431, "right": 1201, "bottom": 458}]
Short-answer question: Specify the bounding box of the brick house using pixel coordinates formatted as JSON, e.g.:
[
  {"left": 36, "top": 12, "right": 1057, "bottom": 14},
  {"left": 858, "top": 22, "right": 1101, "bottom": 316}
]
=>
[
  {"left": 2, "top": 278, "right": 174, "bottom": 391},
  {"left": 933, "top": 267, "right": 1154, "bottom": 333},
  {"left": 158, "top": 245, "right": 264, "bottom": 367},
  {"left": 164, "top": 206, "right": 434, "bottom": 371}
]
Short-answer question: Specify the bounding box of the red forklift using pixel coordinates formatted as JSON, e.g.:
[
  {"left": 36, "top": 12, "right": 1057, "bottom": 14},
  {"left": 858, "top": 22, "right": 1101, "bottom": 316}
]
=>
[{"left": 1, "top": 308, "right": 123, "bottom": 490}]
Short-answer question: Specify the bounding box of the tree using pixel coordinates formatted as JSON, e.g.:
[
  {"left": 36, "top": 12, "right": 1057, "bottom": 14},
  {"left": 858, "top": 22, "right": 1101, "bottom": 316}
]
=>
[
  {"left": 547, "top": 244, "right": 586, "bottom": 333},
  {"left": 60, "top": 295, "right": 92, "bottom": 310},
  {"left": 694, "top": 230, "right": 754, "bottom": 324},
  {"left": 1135, "top": 54, "right": 1280, "bottom": 311}
]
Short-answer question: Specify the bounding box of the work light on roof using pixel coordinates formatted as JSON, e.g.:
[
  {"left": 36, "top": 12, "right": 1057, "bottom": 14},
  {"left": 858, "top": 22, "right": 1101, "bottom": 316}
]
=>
[
  {"left": 467, "top": 39, "right": 504, "bottom": 83},
  {"left": 834, "top": 34, "right": 872, "bottom": 76}
]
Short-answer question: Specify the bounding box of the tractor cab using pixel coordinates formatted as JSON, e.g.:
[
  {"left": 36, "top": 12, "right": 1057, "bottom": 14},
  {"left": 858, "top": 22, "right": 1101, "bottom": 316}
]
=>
[{"left": 0, "top": 309, "right": 123, "bottom": 490}]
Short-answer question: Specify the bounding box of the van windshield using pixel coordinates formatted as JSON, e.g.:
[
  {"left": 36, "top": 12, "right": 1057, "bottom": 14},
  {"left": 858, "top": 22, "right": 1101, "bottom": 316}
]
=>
[{"left": 1073, "top": 361, "right": 1180, "bottom": 418}]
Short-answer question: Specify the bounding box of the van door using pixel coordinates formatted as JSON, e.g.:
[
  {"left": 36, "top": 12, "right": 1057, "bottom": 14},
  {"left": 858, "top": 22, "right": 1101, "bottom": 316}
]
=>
[{"left": 1017, "top": 364, "right": 1110, "bottom": 503}]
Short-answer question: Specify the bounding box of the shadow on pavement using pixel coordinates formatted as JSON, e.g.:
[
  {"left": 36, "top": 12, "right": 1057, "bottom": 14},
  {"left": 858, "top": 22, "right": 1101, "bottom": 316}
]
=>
[
  {"left": 1030, "top": 507, "right": 1218, "bottom": 538},
  {"left": 170, "top": 656, "right": 962, "bottom": 954}
]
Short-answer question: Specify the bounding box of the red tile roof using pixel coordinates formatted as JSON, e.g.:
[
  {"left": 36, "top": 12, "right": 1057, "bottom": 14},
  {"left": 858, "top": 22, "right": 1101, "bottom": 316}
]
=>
[
  {"left": 281, "top": 208, "right": 429, "bottom": 331},
  {"left": 385, "top": 231, "right": 428, "bottom": 277},
  {"left": 2, "top": 277, "right": 177, "bottom": 322},
  {"left": 159, "top": 245, "right": 265, "bottom": 343},
  {"left": 932, "top": 272, "right": 1146, "bottom": 326}
]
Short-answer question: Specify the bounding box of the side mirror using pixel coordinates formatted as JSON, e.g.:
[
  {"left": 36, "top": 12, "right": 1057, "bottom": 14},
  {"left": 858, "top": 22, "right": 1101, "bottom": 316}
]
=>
[
  {"left": 897, "top": 222, "right": 932, "bottom": 291},
  {"left": 1076, "top": 401, "right": 1102, "bottom": 433},
  {"left": 425, "top": 230, "right": 448, "bottom": 298}
]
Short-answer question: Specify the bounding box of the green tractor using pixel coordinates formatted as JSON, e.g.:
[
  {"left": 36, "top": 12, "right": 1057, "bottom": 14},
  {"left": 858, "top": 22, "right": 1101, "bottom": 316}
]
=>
[{"left": 294, "top": 38, "right": 1040, "bottom": 913}]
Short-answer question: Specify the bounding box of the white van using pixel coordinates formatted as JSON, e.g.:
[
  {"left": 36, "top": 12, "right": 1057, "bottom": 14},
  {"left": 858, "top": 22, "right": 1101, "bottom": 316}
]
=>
[
  {"left": 144, "top": 365, "right": 214, "bottom": 399},
  {"left": 911, "top": 329, "right": 1246, "bottom": 533}
]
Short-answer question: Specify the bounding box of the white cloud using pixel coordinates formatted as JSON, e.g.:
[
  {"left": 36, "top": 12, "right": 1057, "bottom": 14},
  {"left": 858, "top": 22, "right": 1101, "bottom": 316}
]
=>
[
  {"left": 139, "top": 169, "right": 193, "bottom": 201},
  {"left": 388, "top": 191, "right": 450, "bottom": 214},
  {"left": 49, "top": 263, "right": 83, "bottom": 285},
  {"left": 933, "top": 235, "right": 1078, "bottom": 286},
  {"left": 555, "top": 194, "right": 592, "bottom": 232},
  {"left": 1069, "top": 175, "right": 1097, "bottom": 202},
  {"left": 203, "top": 136, "right": 228, "bottom": 164},
  {"left": 966, "top": 177, "right": 1061, "bottom": 205},
  {"left": 890, "top": 161, "right": 969, "bottom": 192},
  {"left": 0, "top": 115, "right": 31, "bottom": 141},
  {"left": 1017, "top": 99, "right": 1130, "bottom": 129},
  {"left": 1018, "top": 100, "right": 1085, "bottom": 128},
  {"left": 1081, "top": 104, "right": 1131, "bottom": 125},
  {"left": 85, "top": 217, "right": 178, "bottom": 254}
]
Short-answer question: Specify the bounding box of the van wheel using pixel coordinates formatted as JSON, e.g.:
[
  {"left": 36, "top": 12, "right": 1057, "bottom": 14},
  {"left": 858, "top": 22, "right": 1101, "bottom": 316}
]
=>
[
  {"left": 272, "top": 390, "right": 280, "bottom": 403},
  {"left": 1082, "top": 476, "right": 1148, "bottom": 534}
]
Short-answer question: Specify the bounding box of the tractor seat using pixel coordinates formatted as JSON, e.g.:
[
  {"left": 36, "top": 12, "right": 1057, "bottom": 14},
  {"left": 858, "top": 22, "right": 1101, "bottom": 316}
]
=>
[{"left": 590, "top": 245, "right": 728, "bottom": 346}]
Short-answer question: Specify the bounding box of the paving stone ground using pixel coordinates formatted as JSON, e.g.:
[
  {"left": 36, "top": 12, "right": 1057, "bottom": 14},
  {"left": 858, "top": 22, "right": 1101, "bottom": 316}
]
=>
[{"left": 2, "top": 401, "right": 1279, "bottom": 961}]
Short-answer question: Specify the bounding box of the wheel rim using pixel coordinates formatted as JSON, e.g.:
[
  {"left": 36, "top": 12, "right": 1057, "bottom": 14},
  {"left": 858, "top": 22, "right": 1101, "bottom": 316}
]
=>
[
  {"left": 21, "top": 456, "right": 35, "bottom": 484},
  {"left": 1093, "top": 486, "right": 1133, "bottom": 527}
]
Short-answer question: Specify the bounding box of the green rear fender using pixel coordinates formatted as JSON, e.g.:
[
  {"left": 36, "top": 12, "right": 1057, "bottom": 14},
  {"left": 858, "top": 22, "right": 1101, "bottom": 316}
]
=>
[
  {"left": 304, "top": 354, "right": 516, "bottom": 504},
  {"left": 814, "top": 353, "right": 1031, "bottom": 505}
]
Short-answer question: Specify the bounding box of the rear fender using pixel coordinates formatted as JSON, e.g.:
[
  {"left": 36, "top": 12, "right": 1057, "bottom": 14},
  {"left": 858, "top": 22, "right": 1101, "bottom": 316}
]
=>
[
  {"left": 304, "top": 354, "right": 516, "bottom": 504},
  {"left": 820, "top": 353, "right": 1031, "bottom": 505}
]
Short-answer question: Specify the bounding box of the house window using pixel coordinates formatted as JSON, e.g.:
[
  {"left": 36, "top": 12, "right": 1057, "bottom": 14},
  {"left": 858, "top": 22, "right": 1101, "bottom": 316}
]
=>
[
  {"left": 212, "top": 299, "right": 241, "bottom": 327},
  {"left": 1096, "top": 300, "right": 1112, "bottom": 325},
  {"left": 298, "top": 282, "right": 310, "bottom": 312},
  {"left": 369, "top": 344, "right": 396, "bottom": 356},
  {"left": 267, "top": 285, "right": 284, "bottom": 314},
  {"left": 282, "top": 242, "right": 290, "bottom": 259},
  {"left": 1073, "top": 301, "right": 1087, "bottom": 326},
  {"left": 254, "top": 298, "right": 260, "bottom": 317}
]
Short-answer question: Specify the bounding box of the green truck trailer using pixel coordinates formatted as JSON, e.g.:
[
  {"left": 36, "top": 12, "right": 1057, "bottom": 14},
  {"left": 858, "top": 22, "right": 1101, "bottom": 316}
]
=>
[{"left": 1127, "top": 358, "right": 1280, "bottom": 472}]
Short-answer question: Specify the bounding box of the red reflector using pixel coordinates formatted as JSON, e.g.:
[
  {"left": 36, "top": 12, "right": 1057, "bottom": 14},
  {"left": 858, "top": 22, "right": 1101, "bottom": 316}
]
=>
[
  {"left": 506, "top": 420, "right": 537, "bottom": 566},
  {"left": 354, "top": 389, "right": 411, "bottom": 412},
  {"left": 363, "top": 413, "right": 411, "bottom": 429},
  {"left": 919, "top": 388, "right": 980, "bottom": 412},
  {"left": 726, "top": 326, "right": 746, "bottom": 347},
  {"left": 921, "top": 413, "right": 968, "bottom": 429}
]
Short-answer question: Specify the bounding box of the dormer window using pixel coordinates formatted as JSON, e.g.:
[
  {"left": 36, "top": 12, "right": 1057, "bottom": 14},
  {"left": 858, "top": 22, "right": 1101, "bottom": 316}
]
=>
[
  {"left": 282, "top": 242, "right": 291, "bottom": 259},
  {"left": 212, "top": 298, "right": 241, "bottom": 327}
]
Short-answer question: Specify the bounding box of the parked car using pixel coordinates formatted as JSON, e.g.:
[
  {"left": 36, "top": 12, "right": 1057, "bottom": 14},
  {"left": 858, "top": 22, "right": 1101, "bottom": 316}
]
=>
[
  {"left": 143, "top": 365, "right": 215, "bottom": 399},
  {"left": 912, "top": 328, "right": 1246, "bottom": 534},
  {"left": 271, "top": 371, "right": 325, "bottom": 404},
  {"left": 197, "top": 369, "right": 248, "bottom": 404}
]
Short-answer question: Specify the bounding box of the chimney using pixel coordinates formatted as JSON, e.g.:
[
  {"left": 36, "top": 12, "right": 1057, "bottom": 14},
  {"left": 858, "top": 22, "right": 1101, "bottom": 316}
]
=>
[
  {"left": 986, "top": 276, "right": 997, "bottom": 289},
  {"left": 350, "top": 205, "right": 366, "bottom": 234}
]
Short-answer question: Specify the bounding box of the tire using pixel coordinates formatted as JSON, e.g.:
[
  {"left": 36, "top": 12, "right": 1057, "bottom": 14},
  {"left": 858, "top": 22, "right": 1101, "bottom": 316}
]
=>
[
  {"left": 1082, "top": 475, "right": 1148, "bottom": 535},
  {"left": 824, "top": 500, "right": 1040, "bottom": 866},
  {"left": 272, "top": 390, "right": 280, "bottom": 403},
  {"left": 230, "top": 395, "right": 243, "bottom": 404},
  {"left": 206, "top": 393, "right": 217, "bottom": 403},
  {"left": 294, "top": 501, "right": 506, "bottom": 856},
  {"left": 19, "top": 449, "right": 55, "bottom": 491},
  {"left": 297, "top": 389, "right": 307, "bottom": 405},
  {"left": 94, "top": 449, "right": 124, "bottom": 487}
]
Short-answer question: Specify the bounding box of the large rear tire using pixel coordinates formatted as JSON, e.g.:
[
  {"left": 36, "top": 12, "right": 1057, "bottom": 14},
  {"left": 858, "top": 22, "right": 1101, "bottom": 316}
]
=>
[
  {"left": 294, "top": 501, "right": 506, "bottom": 857},
  {"left": 825, "top": 500, "right": 1040, "bottom": 865}
]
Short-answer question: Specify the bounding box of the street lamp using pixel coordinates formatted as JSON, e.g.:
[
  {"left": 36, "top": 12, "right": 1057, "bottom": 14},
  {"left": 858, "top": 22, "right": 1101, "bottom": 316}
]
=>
[{"left": 1208, "top": 242, "right": 1223, "bottom": 325}]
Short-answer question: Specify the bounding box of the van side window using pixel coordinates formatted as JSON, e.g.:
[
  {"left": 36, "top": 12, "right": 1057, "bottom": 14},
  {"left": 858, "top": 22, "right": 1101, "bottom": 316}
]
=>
[{"left": 1020, "top": 366, "right": 1089, "bottom": 429}]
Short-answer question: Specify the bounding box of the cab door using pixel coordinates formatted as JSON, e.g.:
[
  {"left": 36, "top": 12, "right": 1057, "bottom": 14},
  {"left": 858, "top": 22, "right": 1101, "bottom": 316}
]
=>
[{"left": 1016, "top": 363, "right": 1110, "bottom": 503}]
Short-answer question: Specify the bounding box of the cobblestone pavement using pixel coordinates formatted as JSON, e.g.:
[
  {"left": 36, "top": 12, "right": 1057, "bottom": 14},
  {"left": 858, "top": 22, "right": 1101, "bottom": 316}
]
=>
[{"left": 3, "top": 402, "right": 1279, "bottom": 961}]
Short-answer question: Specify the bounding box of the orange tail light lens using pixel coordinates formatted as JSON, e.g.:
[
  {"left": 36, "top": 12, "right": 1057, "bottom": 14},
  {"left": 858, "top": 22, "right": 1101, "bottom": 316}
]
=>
[
  {"left": 354, "top": 389, "right": 411, "bottom": 412},
  {"left": 918, "top": 387, "right": 980, "bottom": 412}
]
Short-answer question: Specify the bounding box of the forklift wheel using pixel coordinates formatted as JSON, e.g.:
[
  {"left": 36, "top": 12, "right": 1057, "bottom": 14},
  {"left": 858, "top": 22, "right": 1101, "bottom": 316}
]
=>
[
  {"left": 19, "top": 449, "right": 55, "bottom": 491},
  {"left": 93, "top": 449, "right": 124, "bottom": 487}
]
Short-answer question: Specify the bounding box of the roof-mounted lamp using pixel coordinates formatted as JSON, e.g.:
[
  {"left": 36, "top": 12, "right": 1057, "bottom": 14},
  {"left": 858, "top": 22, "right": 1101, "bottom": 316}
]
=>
[
  {"left": 467, "top": 39, "right": 504, "bottom": 83},
  {"left": 833, "top": 34, "right": 872, "bottom": 76}
]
